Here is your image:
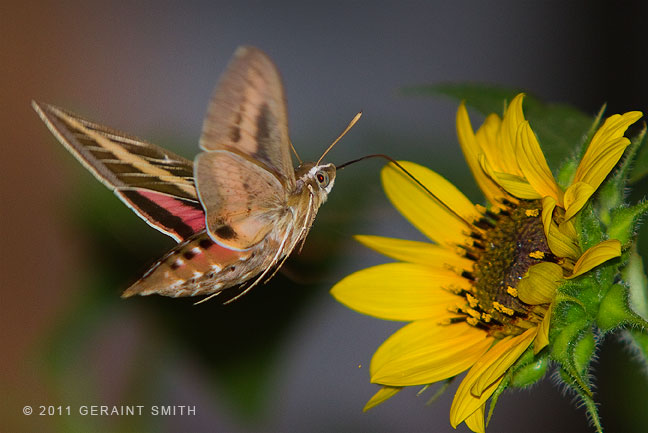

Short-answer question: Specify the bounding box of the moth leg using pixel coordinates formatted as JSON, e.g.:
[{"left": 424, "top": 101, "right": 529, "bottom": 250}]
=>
[
  {"left": 192, "top": 289, "right": 223, "bottom": 305},
  {"left": 195, "top": 186, "right": 315, "bottom": 306},
  {"left": 297, "top": 185, "right": 315, "bottom": 254},
  {"left": 264, "top": 185, "right": 314, "bottom": 284}
]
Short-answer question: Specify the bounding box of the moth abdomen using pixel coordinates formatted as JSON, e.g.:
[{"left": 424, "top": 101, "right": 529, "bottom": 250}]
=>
[{"left": 122, "top": 231, "right": 255, "bottom": 298}]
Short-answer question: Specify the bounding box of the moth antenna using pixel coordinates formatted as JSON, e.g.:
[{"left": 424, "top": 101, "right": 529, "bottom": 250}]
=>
[
  {"left": 316, "top": 111, "right": 362, "bottom": 165},
  {"left": 336, "top": 154, "right": 478, "bottom": 231},
  {"left": 289, "top": 139, "right": 303, "bottom": 164}
]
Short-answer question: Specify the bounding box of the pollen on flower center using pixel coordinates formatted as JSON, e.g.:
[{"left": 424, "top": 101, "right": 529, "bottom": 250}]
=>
[{"left": 458, "top": 200, "right": 554, "bottom": 339}]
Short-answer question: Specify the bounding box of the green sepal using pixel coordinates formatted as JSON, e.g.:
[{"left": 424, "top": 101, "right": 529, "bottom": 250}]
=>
[
  {"left": 556, "top": 158, "right": 579, "bottom": 191},
  {"left": 598, "top": 284, "right": 648, "bottom": 332},
  {"left": 629, "top": 125, "right": 648, "bottom": 184},
  {"left": 484, "top": 349, "right": 548, "bottom": 426},
  {"left": 572, "top": 331, "right": 596, "bottom": 374},
  {"left": 509, "top": 351, "right": 549, "bottom": 388},
  {"left": 485, "top": 372, "right": 510, "bottom": 428},
  {"left": 558, "top": 328, "right": 595, "bottom": 397},
  {"left": 558, "top": 366, "right": 603, "bottom": 433},
  {"left": 550, "top": 300, "right": 595, "bottom": 397},
  {"left": 556, "top": 277, "right": 598, "bottom": 323},
  {"left": 422, "top": 377, "right": 454, "bottom": 405},
  {"left": 596, "top": 183, "right": 619, "bottom": 226},
  {"left": 624, "top": 329, "right": 648, "bottom": 373},
  {"left": 554, "top": 326, "right": 601, "bottom": 433},
  {"left": 576, "top": 201, "right": 603, "bottom": 253},
  {"left": 623, "top": 246, "right": 648, "bottom": 320},
  {"left": 608, "top": 201, "right": 648, "bottom": 246},
  {"left": 551, "top": 292, "right": 589, "bottom": 358}
]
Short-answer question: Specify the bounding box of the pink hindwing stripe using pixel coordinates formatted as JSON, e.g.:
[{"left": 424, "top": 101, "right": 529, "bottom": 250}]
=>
[{"left": 137, "top": 189, "right": 206, "bottom": 233}]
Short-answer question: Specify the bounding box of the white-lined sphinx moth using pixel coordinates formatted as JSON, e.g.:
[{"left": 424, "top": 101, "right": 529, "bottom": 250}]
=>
[{"left": 34, "top": 46, "right": 342, "bottom": 302}]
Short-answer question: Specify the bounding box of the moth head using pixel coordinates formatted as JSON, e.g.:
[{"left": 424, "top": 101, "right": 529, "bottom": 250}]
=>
[{"left": 296, "top": 162, "right": 337, "bottom": 197}]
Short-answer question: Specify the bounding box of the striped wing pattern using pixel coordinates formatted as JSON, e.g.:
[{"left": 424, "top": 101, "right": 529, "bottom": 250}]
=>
[
  {"left": 33, "top": 100, "right": 259, "bottom": 300},
  {"left": 33, "top": 101, "right": 204, "bottom": 241}
]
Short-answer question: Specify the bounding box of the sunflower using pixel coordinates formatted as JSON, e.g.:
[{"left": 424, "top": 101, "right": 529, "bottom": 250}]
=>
[{"left": 331, "top": 93, "right": 643, "bottom": 432}]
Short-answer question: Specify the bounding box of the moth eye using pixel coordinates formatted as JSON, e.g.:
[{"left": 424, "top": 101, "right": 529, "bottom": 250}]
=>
[{"left": 316, "top": 171, "right": 329, "bottom": 187}]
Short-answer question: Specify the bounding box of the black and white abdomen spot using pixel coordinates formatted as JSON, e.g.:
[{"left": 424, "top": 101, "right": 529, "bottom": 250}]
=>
[{"left": 170, "top": 257, "right": 185, "bottom": 270}]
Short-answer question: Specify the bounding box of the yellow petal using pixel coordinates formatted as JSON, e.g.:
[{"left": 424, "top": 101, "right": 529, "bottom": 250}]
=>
[
  {"left": 354, "top": 235, "right": 474, "bottom": 270},
  {"left": 533, "top": 303, "right": 553, "bottom": 354},
  {"left": 476, "top": 113, "right": 502, "bottom": 150},
  {"left": 516, "top": 121, "right": 563, "bottom": 203},
  {"left": 540, "top": 196, "right": 555, "bottom": 240},
  {"left": 569, "top": 239, "right": 621, "bottom": 278},
  {"left": 330, "top": 263, "right": 468, "bottom": 321},
  {"left": 371, "top": 320, "right": 494, "bottom": 386},
  {"left": 476, "top": 113, "right": 509, "bottom": 174},
  {"left": 480, "top": 155, "right": 541, "bottom": 199},
  {"left": 470, "top": 328, "right": 537, "bottom": 396},
  {"left": 363, "top": 386, "right": 401, "bottom": 411},
  {"left": 580, "top": 137, "right": 631, "bottom": 188},
  {"left": 559, "top": 218, "right": 578, "bottom": 240},
  {"left": 456, "top": 104, "right": 506, "bottom": 206},
  {"left": 464, "top": 404, "right": 486, "bottom": 433},
  {"left": 573, "top": 111, "right": 643, "bottom": 188},
  {"left": 450, "top": 370, "right": 503, "bottom": 428},
  {"left": 450, "top": 328, "right": 536, "bottom": 427},
  {"left": 563, "top": 181, "right": 595, "bottom": 221},
  {"left": 497, "top": 93, "right": 527, "bottom": 177},
  {"left": 381, "top": 161, "right": 480, "bottom": 246},
  {"left": 541, "top": 196, "right": 581, "bottom": 260},
  {"left": 517, "top": 262, "right": 562, "bottom": 305}
]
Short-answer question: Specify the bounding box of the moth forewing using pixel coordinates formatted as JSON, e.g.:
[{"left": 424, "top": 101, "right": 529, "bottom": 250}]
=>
[
  {"left": 199, "top": 46, "right": 295, "bottom": 189},
  {"left": 32, "top": 101, "right": 203, "bottom": 242},
  {"left": 195, "top": 150, "right": 289, "bottom": 251}
]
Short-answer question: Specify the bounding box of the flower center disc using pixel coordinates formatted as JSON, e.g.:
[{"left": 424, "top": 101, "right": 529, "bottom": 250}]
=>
[{"left": 462, "top": 200, "right": 553, "bottom": 338}]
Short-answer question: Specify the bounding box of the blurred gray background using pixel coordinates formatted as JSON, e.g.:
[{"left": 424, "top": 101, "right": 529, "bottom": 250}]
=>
[{"left": 2, "top": 1, "right": 647, "bottom": 432}]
